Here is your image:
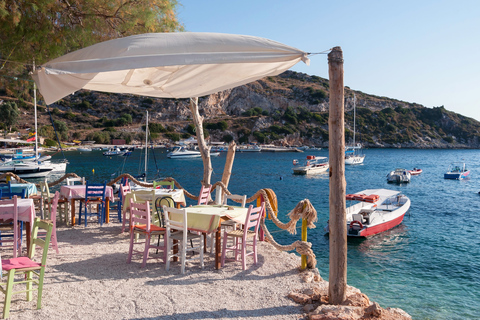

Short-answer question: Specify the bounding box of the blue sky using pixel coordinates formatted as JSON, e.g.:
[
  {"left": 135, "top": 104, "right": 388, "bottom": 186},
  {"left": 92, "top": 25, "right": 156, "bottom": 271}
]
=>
[{"left": 178, "top": 0, "right": 480, "bottom": 121}]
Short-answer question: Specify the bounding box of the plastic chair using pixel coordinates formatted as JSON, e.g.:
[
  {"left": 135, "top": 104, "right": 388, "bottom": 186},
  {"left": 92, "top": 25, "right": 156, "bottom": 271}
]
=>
[
  {"left": 0, "top": 195, "right": 21, "bottom": 258},
  {"left": 153, "top": 180, "right": 175, "bottom": 189},
  {"left": 66, "top": 177, "right": 85, "bottom": 185},
  {"left": 38, "top": 191, "right": 60, "bottom": 254},
  {"left": 127, "top": 199, "right": 166, "bottom": 267},
  {"left": 164, "top": 206, "right": 204, "bottom": 274},
  {"left": 197, "top": 185, "right": 212, "bottom": 205},
  {"left": 221, "top": 202, "right": 265, "bottom": 270},
  {"left": 78, "top": 181, "right": 107, "bottom": 227},
  {"left": 0, "top": 218, "right": 53, "bottom": 319}
]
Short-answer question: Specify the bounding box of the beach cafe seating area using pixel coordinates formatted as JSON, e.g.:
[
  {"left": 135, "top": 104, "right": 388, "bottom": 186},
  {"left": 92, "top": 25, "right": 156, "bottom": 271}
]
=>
[{"left": 0, "top": 174, "right": 307, "bottom": 318}]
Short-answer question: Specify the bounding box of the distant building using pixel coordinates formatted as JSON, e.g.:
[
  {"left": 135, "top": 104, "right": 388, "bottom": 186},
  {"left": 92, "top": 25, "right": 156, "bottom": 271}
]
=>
[{"left": 112, "top": 139, "right": 126, "bottom": 145}]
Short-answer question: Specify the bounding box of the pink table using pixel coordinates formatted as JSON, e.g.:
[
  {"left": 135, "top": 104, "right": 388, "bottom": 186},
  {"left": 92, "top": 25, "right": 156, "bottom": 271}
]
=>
[
  {"left": 0, "top": 198, "right": 35, "bottom": 253},
  {"left": 60, "top": 185, "right": 114, "bottom": 225}
]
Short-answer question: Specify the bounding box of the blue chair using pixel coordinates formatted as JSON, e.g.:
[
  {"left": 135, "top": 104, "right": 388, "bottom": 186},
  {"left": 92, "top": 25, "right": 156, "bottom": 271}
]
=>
[
  {"left": 2, "top": 189, "right": 26, "bottom": 200},
  {"left": 0, "top": 181, "right": 12, "bottom": 198},
  {"left": 78, "top": 181, "right": 107, "bottom": 227},
  {"left": 115, "top": 177, "right": 129, "bottom": 223}
]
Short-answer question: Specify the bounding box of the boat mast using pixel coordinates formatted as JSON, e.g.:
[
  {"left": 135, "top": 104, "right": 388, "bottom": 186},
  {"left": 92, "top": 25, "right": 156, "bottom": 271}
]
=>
[
  {"left": 144, "top": 111, "right": 148, "bottom": 182},
  {"left": 353, "top": 93, "right": 356, "bottom": 147},
  {"left": 33, "top": 60, "right": 39, "bottom": 165}
]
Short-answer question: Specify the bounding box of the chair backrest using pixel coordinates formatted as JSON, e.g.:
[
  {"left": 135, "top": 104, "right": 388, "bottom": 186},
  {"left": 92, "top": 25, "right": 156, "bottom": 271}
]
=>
[
  {"left": 223, "top": 194, "right": 247, "bottom": 207},
  {"left": 0, "top": 181, "right": 12, "bottom": 194},
  {"left": 39, "top": 180, "right": 51, "bottom": 199},
  {"left": 153, "top": 180, "right": 175, "bottom": 190},
  {"left": 243, "top": 202, "right": 265, "bottom": 238},
  {"left": 120, "top": 177, "right": 129, "bottom": 186},
  {"left": 85, "top": 181, "right": 107, "bottom": 201},
  {"left": 49, "top": 191, "right": 60, "bottom": 222},
  {"left": 163, "top": 206, "right": 187, "bottom": 232},
  {"left": 129, "top": 199, "right": 151, "bottom": 231},
  {"left": 197, "top": 185, "right": 212, "bottom": 205},
  {"left": 66, "top": 177, "right": 85, "bottom": 185},
  {"left": 155, "top": 196, "right": 176, "bottom": 228},
  {"left": 0, "top": 195, "right": 19, "bottom": 257},
  {"left": 352, "top": 213, "right": 364, "bottom": 223},
  {"left": 29, "top": 217, "right": 53, "bottom": 264}
]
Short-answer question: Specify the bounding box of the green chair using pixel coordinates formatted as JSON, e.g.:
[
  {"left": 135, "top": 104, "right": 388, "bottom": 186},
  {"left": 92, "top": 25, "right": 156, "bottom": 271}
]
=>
[
  {"left": 0, "top": 218, "right": 53, "bottom": 319},
  {"left": 152, "top": 180, "right": 175, "bottom": 189}
]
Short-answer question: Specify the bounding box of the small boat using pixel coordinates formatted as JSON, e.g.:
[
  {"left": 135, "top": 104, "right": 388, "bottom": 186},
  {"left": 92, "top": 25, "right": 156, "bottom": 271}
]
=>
[
  {"left": 292, "top": 155, "right": 329, "bottom": 175},
  {"left": 0, "top": 158, "right": 67, "bottom": 178},
  {"left": 345, "top": 95, "right": 366, "bottom": 165},
  {"left": 409, "top": 168, "right": 422, "bottom": 175},
  {"left": 444, "top": 162, "right": 470, "bottom": 180},
  {"left": 103, "top": 147, "right": 124, "bottom": 156},
  {"left": 167, "top": 146, "right": 219, "bottom": 158},
  {"left": 238, "top": 145, "right": 262, "bottom": 152},
  {"left": 325, "top": 189, "right": 411, "bottom": 237},
  {"left": 78, "top": 147, "right": 93, "bottom": 152},
  {"left": 386, "top": 168, "right": 411, "bottom": 183}
]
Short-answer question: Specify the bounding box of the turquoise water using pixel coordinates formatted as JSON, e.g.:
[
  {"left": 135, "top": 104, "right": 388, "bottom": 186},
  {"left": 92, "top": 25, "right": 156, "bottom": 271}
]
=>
[{"left": 49, "top": 148, "right": 480, "bottom": 320}]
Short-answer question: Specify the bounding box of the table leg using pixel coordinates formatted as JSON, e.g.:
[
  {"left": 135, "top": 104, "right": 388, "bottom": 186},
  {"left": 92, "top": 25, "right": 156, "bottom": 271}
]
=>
[
  {"left": 106, "top": 197, "right": 110, "bottom": 223},
  {"left": 26, "top": 221, "right": 31, "bottom": 256},
  {"left": 71, "top": 199, "right": 76, "bottom": 226},
  {"left": 215, "top": 224, "right": 221, "bottom": 269}
]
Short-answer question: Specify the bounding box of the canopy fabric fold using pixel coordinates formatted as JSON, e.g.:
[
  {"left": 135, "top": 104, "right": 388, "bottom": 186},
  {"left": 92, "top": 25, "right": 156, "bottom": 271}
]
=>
[{"left": 32, "top": 32, "right": 310, "bottom": 105}]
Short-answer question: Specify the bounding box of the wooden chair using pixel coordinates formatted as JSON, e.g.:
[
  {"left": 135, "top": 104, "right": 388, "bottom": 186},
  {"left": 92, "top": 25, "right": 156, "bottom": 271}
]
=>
[
  {"left": 0, "top": 218, "right": 53, "bottom": 319},
  {"left": 40, "top": 180, "right": 68, "bottom": 224},
  {"left": 0, "top": 191, "right": 25, "bottom": 251},
  {"left": 78, "top": 181, "right": 106, "bottom": 227},
  {"left": 164, "top": 206, "right": 204, "bottom": 274},
  {"left": 38, "top": 191, "right": 60, "bottom": 254},
  {"left": 66, "top": 177, "right": 85, "bottom": 185},
  {"left": 0, "top": 196, "right": 21, "bottom": 258},
  {"left": 197, "top": 185, "right": 212, "bottom": 205},
  {"left": 153, "top": 180, "right": 175, "bottom": 189},
  {"left": 221, "top": 202, "right": 265, "bottom": 270},
  {"left": 154, "top": 196, "right": 176, "bottom": 253},
  {"left": 127, "top": 200, "right": 166, "bottom": 267},
  {"left": 120, "top": 185, "right": 133, "bottom": 233}
]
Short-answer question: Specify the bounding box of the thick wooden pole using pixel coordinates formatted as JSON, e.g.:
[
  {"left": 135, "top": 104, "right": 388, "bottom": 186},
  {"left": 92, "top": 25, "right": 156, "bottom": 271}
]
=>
[
  {"left": 328, "top": 46, "right": 347, "bottom": 305},
  {"left": 189, "top": 97, "right": 213, "bottom": 185}
]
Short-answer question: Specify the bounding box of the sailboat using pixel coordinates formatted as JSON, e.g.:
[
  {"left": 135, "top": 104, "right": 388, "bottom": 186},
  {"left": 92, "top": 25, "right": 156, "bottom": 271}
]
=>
[
  {"left": 345, "top": 94, "right": 365, "bottom": 165},
  {"left": 0, "top": 66, "right": 67, "bottom": 178}
]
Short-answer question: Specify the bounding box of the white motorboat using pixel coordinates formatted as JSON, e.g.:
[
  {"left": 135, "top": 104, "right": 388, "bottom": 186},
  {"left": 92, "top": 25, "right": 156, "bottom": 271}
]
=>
[
  {"left": 325, "top": 189, "right": 411, "bottom": 237},
  {"left": 292, "top": 155, "right": 329, "bottom": 175},
  {"left": 103, "top": 147, "right": 125, "bottom": 156},
  {"left": 78, "top": 147, "right": 93, "bottom": 152},
  {"left": 238, "top": 145, "right": 262, "bottom": 152},
  {"left": 167, "top": 146, "right": 219, "bottom": 159},
  {"left": 387, "top": 168, "right": 411, "bottom": 183},
  {"left": 444, "top": 162, "right": 470, "bottom": 180}
]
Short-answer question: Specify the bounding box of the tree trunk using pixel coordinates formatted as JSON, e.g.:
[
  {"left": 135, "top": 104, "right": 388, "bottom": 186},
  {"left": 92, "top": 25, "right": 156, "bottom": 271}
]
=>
[
  {"left": 189, "top": 97, "right": 212, "bottom": 186},
  {"left": 328, "top": 46, "right": 347, "bottom": 305},
  {"left": 221, "top": 140, "right": 236, "bottom": 188}
]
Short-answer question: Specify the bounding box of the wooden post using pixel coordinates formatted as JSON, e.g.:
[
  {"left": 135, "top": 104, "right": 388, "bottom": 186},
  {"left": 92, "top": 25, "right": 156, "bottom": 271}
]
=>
[
  {"left": 189, "top": 97, "right": 213, "bottom": 185},
  {"left": 328, "top": 46, "right": 347, "bottom": 305},
  {"left": 301, "top": 218, "right": 308, "bottom": 269}
]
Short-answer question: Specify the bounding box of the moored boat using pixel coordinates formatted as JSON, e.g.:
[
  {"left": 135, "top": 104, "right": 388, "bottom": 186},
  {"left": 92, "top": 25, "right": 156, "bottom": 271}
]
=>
[
  {"left": 292, "top": 155, "right": 329, "bottom": 175},
  {"left": 409, "top": 168, "right": 422, "bottom": 175},
  {"left": 325, "top": 189, "right": 411, "bottom": 237},
  {"left": 386, "top": 168, "right": 411, "bottom": 183},
  {"left": 444, "top": 162, "right": 469, "bottom": 180}
]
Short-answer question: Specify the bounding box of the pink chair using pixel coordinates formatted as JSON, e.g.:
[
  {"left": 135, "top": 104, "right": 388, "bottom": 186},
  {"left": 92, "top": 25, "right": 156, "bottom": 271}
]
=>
[
  {"left": 127, "top": 199, "right": 166, "bottom": 267},
  {"left": 38, "top": 191, "right": 60, "bottom": 254},
  {"left": 221, "top": 202, "right": 265, "bottom": 270},
  {"left": 197, "top": 185, "right": 212, "bottom": 205},
  {"left": 0, "top": 195, "right": 21, "bottom": 258},
  {"left": 120, "top": 184, "right": 132, "bottom": 233}
]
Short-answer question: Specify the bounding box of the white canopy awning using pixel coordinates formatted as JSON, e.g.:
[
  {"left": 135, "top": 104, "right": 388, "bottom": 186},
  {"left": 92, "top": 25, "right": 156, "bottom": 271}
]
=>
[{"left": 32, "top": 32, "right": 310, "bottom": 105}]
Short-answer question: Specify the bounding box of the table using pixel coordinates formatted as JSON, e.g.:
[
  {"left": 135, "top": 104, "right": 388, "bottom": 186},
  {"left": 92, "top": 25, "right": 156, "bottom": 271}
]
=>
[
  {"left": 185, "top": 205, "right": 249, "bottom": 269},
  {"left": 0, "top": 198, "right": 35, "bottom": 254},
  {"left": 122, "top": 188, "right": 186, "bottom": 215},
  {"left": 0, "top": 183, "right": 37, "bottom": 198},
  {"left": 60, "top": 185, "right": 114, "bottom": 225}
]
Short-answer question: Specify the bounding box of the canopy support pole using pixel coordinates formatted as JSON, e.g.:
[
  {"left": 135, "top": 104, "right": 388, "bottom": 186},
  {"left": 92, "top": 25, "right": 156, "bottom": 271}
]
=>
[
  {"left": 328, "top": 46, "right": 347, "bottom": 305},
  {"left": 189, "top": 97, "right": 213, "bottom": 186}
]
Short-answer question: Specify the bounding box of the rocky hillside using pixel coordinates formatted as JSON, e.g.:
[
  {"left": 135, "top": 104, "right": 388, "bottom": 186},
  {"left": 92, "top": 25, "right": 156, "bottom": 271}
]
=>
[{"left": 2, "top": 70, "right": 480, "bottom": 148}]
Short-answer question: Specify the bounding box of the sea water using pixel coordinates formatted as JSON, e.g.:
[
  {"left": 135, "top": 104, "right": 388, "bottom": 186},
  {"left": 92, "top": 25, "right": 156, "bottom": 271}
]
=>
[{"left": 50, "top": 148, "right": 480, "bottom": 320}]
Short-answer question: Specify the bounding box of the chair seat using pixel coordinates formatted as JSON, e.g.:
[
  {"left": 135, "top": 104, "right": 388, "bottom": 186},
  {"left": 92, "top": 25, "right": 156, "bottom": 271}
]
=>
[
  {"left": 1, "top": 257, "right": 41, "bottom": 271},
  {"left": 226, "top": 229, "right": 256, "bottom": 238},
  {"left": 133, "top": 225, "right": 165, "bottom": 233},
  {"left": 169, "top": 231, "right": 201, "bottom": 241}
]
